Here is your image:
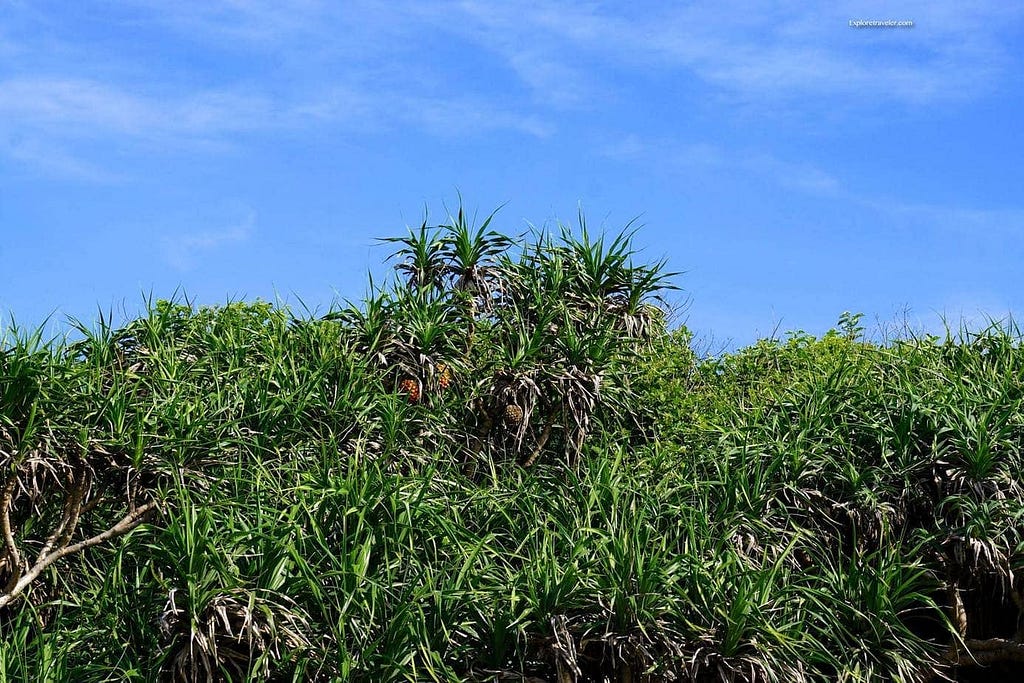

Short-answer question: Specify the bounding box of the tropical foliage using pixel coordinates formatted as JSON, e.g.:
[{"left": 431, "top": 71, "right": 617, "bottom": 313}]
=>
[{"left": 0, "top": 205, "right": 1021, "bottom": 681}]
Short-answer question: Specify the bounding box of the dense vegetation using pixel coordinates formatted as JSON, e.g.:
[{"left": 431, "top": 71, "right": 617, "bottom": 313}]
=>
[{"left": 1, "top": 208, "right": 1022, "bottom": 681}]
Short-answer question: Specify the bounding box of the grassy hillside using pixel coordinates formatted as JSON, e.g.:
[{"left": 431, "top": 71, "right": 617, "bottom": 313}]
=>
[{"left": 1, "top": 211, "right": 1022, "bottom": 681}]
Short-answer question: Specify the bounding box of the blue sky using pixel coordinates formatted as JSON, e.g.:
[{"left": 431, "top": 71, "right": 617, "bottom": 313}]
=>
[{"left": 1, "top": 1, "right": 1022, "bottom": 349}]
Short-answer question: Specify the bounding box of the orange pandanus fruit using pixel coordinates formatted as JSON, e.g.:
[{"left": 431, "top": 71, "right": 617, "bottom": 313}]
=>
[
  {"left": 437, "top": 364, "right": 453, "bottom": 390},
  {"left": 399, "top": 378, "right": 420, "bottom": 403}
]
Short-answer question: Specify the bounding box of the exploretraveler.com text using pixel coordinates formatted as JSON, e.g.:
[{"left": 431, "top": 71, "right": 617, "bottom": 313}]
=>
[{"left": 849, "top": 19, "right": 914, "bottom": 28}]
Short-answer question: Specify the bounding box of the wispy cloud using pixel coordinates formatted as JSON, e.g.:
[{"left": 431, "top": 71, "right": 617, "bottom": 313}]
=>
[
  {"left": 0, "top": 1, "right": 557, "bottom": 178},
  {"left": 0, "top": 78, "right": 278, "bottom": 139},
  {"left": 0, "top": 76, "right": 289, "bottom": 179},
  {"left": 601, "top": 134, "right": 842, "bottom": 196},
  {"left": 297, "top": 86, "right": 553, "bottom": 138},
  {"left": 123, "top": 0, "right": 332, "bottom": 46},
  {"left": 739, "top": 154, "right": 842, "bottom": 195},
  {"left": 2, "top": 1, "right": 1019, "bottom": 182},
  {"left": 416, "top": 1, "right": 601, "bottom": 108},
  {"left": 2, "top": 136, "right": 125, "bottom": 183},
  {"left": 862, "top": 201, "right": 1024, "bottom": 237},
  {"left": 437, "top": 1, "right": 1022, "bottom": 109},
  {"left": 161, "top": 209, "right": 256, "bottom": 271},
  {"left": 0, "top": 74, "right": 550, "bottom": 179},
  {"left": 387, "top": 93, "right": 553, "bottom": 138},
  {"left": 601, "top": 130, "right": 1024, "bottom": 243}
]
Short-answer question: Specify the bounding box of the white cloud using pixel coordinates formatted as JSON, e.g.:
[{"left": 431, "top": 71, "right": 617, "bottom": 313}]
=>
[
  {"left": 436, "top": 1, "right": 1022, "bottom": 109},
  {"left": 600, "top": 134, "right": 648, "bottom": 161},
  {"left": 0, "top": 78, "right": 276, "bottom": 138},
  {"left": 601, "top": 131, "right": 1024, "bottom": 244},
  {"left": 121, "top": 0, "right": 331, "bottom": 46},
  {"left": 0, "top": 79, "right": 153, "bottom": 133},
  {"left": 0, "top": 2, "right": 557, "bottom": 179},
  {"left": 388, "top": 93, "right": 554, "bottom": 138},
  {"left": 1, "top": 0, "right": 1019, "bottom": 181},
  {"left": 3, "top": 136, "right": 125, "bottom": 183},
  {"left": 161, "top": 209, "right": 256, "bottom": 270},
  {"left": 601, "top": 134, "right": 841, "bottom": 196},
  {"left": 739, "top": 154, "right": 841, "bottom": 195},
  {"left": 0, "top": 74, "right": 550, "bottom": 179},
  {"left": 860, "top": 199, "right": 1024, "bottom": 237},
  {"left": 0, "top": 77, "right": 286, "bottom": 178}
]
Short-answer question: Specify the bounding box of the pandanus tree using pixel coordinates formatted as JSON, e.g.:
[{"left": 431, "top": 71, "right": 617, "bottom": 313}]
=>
[
  {"left": 355, "top": 203, "right": 678, "bottom": 468},
  {"left": 379, "top": 205, "right": 510, "bottom": 351},
  {"left": 492, "top": 219, "right": 677, "bottom": 465},
  {"left": 439, "top": 205, "right": 511, "bottom": 348}
]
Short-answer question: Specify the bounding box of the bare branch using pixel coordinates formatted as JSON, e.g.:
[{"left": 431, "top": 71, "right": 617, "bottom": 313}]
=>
[
  {"left": 949, "top": 586, "right": 967, "bottom": 638},
  {"left": 947, "top": 637, "right": 1024, "bottom": 665},
  {"left": 1, "top": 472, "right": 23, "bottom": 593},
  {"left": 523, "top": 413, "right": 557, "bottom": 468},
  {"left": 0, "top": 499, "right": 157, "bottom": 609},
  {"left": 36, "top": 465, "right": 90, "bottom": 563}
]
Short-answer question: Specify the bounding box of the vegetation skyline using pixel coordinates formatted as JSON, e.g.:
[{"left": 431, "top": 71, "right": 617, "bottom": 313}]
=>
[{"left": 2, "top": 212, "right": 1022, "bottom": 680}]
